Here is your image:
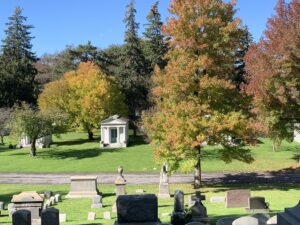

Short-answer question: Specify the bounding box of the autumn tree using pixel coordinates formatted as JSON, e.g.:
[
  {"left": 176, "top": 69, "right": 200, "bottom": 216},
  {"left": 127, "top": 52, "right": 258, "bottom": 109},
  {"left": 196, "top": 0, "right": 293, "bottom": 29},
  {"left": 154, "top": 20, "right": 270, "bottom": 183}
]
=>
[
  {"left": 245, "top": 0, "right": 300, "bottom": 151},
  {"left": 143, "top": 0, "right": 255, "bottom": 188},
  {"left": 0, "top": 7, "right": 37, "bottom": 107},
  {"left": 38, "top": 62, "right": 127, "bottom": 140},
  {"left": 9, "top": 104, "right": 68, "bottom": 157}
]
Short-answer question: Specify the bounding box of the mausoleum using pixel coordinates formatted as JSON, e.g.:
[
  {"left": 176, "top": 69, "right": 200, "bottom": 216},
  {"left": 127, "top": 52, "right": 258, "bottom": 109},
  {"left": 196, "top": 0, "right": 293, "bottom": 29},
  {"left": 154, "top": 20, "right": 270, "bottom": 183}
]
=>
[
  {"left": 100, "top": 115, "right": 129, "bottom": 148},
  {"left": 20, "top": 135, "right": 52, "bottom": 148}
]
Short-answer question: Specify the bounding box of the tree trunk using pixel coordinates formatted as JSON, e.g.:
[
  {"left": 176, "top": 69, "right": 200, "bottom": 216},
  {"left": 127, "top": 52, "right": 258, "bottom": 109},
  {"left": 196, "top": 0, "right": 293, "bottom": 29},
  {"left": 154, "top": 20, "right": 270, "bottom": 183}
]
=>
[
  {"left": 30, "top": 139, "right": 37, "bottom": 157},
  {"left": 194, "top": 147, "right": 201, "bottom": 189},
  {"left": 133, "top": 126, "right": 137, "bottom": 137},
  {"left": 272, "top": 141, "right": 276, "bottom": 152},
  {"left": 88, "top": 130, "right": 94, "bottom": 141},
  {"left": 0, "top": 135, "right": 3, "bottom": 145}
]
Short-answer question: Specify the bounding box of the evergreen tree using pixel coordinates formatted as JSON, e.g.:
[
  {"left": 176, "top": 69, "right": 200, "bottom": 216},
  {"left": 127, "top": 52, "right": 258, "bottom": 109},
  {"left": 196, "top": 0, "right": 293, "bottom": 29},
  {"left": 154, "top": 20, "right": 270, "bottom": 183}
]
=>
[
  {"left": 143, "top": 1, "right": 168, "bottom": 70},
  {"left": 118, "top": 0, "right": 150, "bottom": 136},
  {"left": 0, "top": 7, "right": 37, "bottom": 107}
]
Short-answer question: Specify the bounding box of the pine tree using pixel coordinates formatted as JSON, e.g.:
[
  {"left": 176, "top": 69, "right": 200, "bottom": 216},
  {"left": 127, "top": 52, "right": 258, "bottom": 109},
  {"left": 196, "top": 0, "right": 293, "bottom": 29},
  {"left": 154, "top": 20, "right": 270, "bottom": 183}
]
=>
[
  {"left": 118, "top": 0, "right": 150, "bottom": 136},
  {"left": 143, "top": 1, "right": 168, "bottom": 70},
  {"left": 0, "top": 7, "right": 38, "bottom": 107}
]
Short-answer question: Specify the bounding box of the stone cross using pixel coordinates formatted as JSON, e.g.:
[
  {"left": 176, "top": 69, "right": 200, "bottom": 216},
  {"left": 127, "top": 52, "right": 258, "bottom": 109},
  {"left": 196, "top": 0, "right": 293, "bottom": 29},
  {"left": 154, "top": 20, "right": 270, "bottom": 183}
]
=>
[
  {"left": 12, "top": 209, "right": 31, "bottom": 225},
  {"left": 41, "top": 207, "right": 59, "bottom": 225}
]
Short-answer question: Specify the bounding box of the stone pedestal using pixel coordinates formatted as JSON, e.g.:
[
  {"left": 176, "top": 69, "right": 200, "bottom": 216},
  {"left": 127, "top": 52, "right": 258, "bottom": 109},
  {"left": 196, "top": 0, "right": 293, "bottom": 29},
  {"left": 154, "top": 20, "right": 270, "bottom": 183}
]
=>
[
  {"left": 116, "top": 184, "right": 126, "bottom": 196},
  {"left": 66, "top": 176, "right": 99, "bottom": 198},
  {"left": 158, "top": 183, "right": 170, "bottom": 198}
]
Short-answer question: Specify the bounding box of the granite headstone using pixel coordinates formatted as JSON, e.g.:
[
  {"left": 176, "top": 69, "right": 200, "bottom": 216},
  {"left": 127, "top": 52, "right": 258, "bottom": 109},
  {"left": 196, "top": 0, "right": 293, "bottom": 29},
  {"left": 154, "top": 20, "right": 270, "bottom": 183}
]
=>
[{"left": 41, "top": 208, "right": 59, "bottom": 225}]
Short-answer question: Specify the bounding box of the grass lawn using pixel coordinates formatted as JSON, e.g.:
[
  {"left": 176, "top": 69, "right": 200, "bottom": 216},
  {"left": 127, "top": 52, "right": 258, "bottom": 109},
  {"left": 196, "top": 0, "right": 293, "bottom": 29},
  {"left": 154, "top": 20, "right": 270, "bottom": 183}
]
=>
[
  {"left": 0, "top": 183, "right": 299, "bottom": 225},
  {"left": 0, "top": 132, "right": 300, "bottom": 173}
]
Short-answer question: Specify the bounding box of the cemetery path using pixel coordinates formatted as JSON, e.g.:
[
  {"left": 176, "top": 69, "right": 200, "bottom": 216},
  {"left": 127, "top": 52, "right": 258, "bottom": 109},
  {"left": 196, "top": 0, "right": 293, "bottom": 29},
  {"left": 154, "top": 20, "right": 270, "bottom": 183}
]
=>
[{"left": 0, "top": 171, "right": 299, "bottom": 184}]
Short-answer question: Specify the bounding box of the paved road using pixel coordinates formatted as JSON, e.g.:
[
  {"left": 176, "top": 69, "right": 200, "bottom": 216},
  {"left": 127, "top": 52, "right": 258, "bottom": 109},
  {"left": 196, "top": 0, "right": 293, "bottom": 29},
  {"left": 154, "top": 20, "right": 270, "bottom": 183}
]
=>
[{"left": 0, "top": 171, "right": 299, "bottom": 184}]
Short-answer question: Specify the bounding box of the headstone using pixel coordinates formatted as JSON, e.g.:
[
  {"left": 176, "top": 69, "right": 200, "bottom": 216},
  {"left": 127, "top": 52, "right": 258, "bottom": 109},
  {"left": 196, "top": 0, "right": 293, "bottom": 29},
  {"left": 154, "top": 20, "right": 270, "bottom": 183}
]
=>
[
  {"left": 246, "top": 197, "right": 269, "bottom": 213},
  {"left": 277, "top": 201, "right": 300, "bottom": 225},
  {"left": 44, "top": 192, "right": 52, "bottom": 199},
  {"left": 88, "top": 212, "right": 96, "bottom": 220},
  {"left": 91, "top": 195, "right": 103, "bottom": 208},
  {"left": 191, "top": 201, "right": 209, "bottom": 224},
  {"left": 267, "top": 215, "right": 277, "bottom": 225},
  {"left": 251, "top": 213, "right": 270, "bottom": 224},
  {"left": 50, "top": 196, "right": 56, "bottom": 205},
  {"left": 104, "top": 211, "right": 111, "bottom": 220},
  {"left": 115, "top": 166, "right": 126, "bottom": 197},
  {"left": 0, "top": 201, "right": 4, "bottom": 210},
  {"left": 112, "top": 202, "right": 117, "bottom": 213},
  {"left": 216, "top": 217, "right": 236, "bottom": 225},
  {"left": 232, "top": 216, "right": 259, "bottom": 225},
  {"left": 225, "top": 189, "right": 250, "bottom": 208},
  {"left": 8, "top": 203, "right": 16, "bottom": 217},
  {"left": 45, "top": 199, "right": 52, "bottom": 207},
  {"left": 12, "top": 209, "right": 31, "bottom": 225},
  {"left": 171, "top": 190, "right": 185, "bottom": 225},
  {"left": 135, "top": 189, "right": 145, "bottom": 193},
  {"left": 66, "top": 176, "right": 99, "bottom": 198},
  {"left": 11, "top": 191, "right": 44, "bottom": 219},
  {"left": 210, "top": 196, "right": 225, "bottom": 203},
  {"left": 41, "top": 208, "right": 59, "bottom": 225},
  {"left": 59, "top": 213, "right": 67, "bottom": 223},
  {"left": 115, "top": 194, "right": 159, "bottom": 225},
  {"left": 54, "top": 194, "right": 61, "bottom": 202},
  {"left": 158, "top": 163, "right": 170, "bottom": 198}
]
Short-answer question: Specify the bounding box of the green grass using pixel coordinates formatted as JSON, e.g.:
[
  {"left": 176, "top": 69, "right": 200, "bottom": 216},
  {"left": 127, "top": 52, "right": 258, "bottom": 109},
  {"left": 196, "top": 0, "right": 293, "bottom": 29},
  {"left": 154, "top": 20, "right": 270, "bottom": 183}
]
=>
[
  {"left": 0, "top": 132, "right": 300, "bottom": 173},
  {"left": 0, "top": 183, "right": 299, "bottom": 225}
]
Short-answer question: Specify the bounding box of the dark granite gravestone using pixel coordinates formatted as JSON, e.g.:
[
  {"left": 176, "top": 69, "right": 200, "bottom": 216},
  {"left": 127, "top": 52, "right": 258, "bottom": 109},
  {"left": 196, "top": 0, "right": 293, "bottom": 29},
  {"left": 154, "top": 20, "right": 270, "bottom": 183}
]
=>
[
  {"left": 171, "top": 190, "right": 186, "bottom": 225},
  {"left": 225, "top": 189, "right": 250, "bottom": 208},
  {"left": 277, "top": 201, "right": 300, "bottom": 225},
  {"left": 41, "top": 208, "right": 59, "bottom": 225},
  {"left": 191, "top": 201, "right": 209, "bottom": 224},
  {"left": 115, "top": 194, "right": 160, "bottom": 225},
  {"left": 246, "top": 197, "right": 269, "bottom": 213},
  {"left": 12, "top": 209, "right": 31, "bottom": 225}
]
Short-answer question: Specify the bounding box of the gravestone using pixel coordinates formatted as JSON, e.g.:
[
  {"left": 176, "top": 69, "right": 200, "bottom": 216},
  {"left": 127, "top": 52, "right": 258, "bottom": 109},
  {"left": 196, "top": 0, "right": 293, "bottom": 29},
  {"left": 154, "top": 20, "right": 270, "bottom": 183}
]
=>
[
  {"left": 44, "top": 192, "right": 52, "bottom": 199},
  {"left": 210, "top": 196, "right": 225, "bottom": 203},
  {"left": 277, "top": 201, "right": 300, "bottom": 225},
  {"left": 59, "top": 213, "right": 67, "bottom": 223},
  {"left": 0, "top": 201, "right": 4, "bottom": 210},
  {"left": 251, "top": 213, "right": 270, "bottom": 224},
  {"left": 50, "top": 196, "right": 56, "bottom": 205},
  {"left": 12, "top": 209, "right": 31, "bottom": 225},
  {"left": 216, "top": 217, "right": 236, "bottom": 225},
  {"left": 54, "top": 194, "right": 61, "bottom": 202},
  {"left": 136, "top": 189, "right": 145, "bottom": 193},
  {"left": 171, "top": 190, "right": 185, "bottom": 225},
  {"left": 191, "top": 201, "right": 209, "bottom": 224},
  {"left": 91, "top": 195, "right": 103, "bottom": 208},
  {"left": 115, "top": 194, "right": 160, "bottom": 225},
  {"left": 267, "top": 215, "right": 277, "bottom": 225},
  {"left": 232, "top": 216, "right": 259, "bottom": 225},
  {"left": 104, "top": 211, "right": 111, "bottom": 220},
  {"left": 246, "top": 197, "right": 269, "bottom": 213},
  {"left": 66, "top": 176, "right": 99, "bottom": 198},
  {"left": 115, "top": 166, "right": 126, "bottom": 196},
  {"left": 8, "top": 203, "right": 16, "bottom": 217},
  {"left": 41, "top": 208, "right": 59, "bottom": 225},
  {"left": 88, "top": 212, "right": 96, "bottom": 220},
  {"left": 225, "top": 189, "right": 250, "bottom": 208},
  {"left": 12, "top": 191, "right": 44, "bottom": 219},
  {"left": 158, "top": 163, "right": 170, "bottom": 198}
]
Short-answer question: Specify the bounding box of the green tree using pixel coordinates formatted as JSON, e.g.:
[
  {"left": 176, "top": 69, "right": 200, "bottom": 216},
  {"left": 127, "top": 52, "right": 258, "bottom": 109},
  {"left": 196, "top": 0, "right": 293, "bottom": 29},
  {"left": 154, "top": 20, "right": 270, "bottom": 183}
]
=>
[
  {"left": 0, "top": 108, "right": 11, "bottom": 145},
  {"left": 143, "top": 1, "right": 168, "bottom": 70},
  {"left": 0, "top": 7, "right": 37, "bottom": 107},
  {"left": 9, "top": 104, "right": 68, "bottom": 157},
  {"left": 143, "top": 0, "right": 255, "bottom": 188}
]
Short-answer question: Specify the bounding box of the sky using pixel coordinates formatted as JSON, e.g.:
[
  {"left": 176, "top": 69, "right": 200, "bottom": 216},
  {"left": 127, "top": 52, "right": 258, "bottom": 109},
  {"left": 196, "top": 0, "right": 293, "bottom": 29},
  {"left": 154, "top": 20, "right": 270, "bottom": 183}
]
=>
[{"left": 0, "top": 0, "right": 279, "bottom": 57}]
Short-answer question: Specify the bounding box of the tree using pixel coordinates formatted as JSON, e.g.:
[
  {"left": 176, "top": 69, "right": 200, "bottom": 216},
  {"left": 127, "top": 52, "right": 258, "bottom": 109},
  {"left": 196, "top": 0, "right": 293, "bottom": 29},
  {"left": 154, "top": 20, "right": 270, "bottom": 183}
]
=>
[
  {"left": 38, "top": 62, "right": 128, "bottom": 140},
  {"left": 142, "top": 0, "right": 255, "bottom": 188},
  {"left": 8, "top": 104, "right": 68, "bottom": 156},
  {"left": 0, "top": 7, "right": 37, "bottom": 107},
  {"left": 0, "top": 108, "right": 11, "bottom": 145},
  {"left": 245, "top": 0, "right": 300, "bottom": 151},
  {"left": 117, "top": 0, "right": 150, "bottom": 136},
  {"left": 143, "top": 1, "right": 168, "bottom": 70}
]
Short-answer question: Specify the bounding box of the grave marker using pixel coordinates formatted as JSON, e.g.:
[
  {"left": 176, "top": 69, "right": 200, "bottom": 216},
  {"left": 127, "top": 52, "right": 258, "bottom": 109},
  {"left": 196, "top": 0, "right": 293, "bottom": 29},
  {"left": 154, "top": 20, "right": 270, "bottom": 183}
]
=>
[
  {"left": 225, "top": 189, "right": 250, "bottom": 208},
  {"left": 41, "top": 208, "right": 59, "bottom": 225}
]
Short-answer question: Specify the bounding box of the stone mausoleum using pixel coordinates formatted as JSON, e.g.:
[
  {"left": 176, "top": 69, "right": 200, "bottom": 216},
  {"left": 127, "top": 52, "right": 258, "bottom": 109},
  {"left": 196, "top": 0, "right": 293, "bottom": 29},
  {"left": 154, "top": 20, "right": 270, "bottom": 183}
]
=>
[
  {"left": 100, "top": 115, "right": 129, "bottom": 148},
  {"left": 20, "top": 135, "right": 52, "bottom": 148}
]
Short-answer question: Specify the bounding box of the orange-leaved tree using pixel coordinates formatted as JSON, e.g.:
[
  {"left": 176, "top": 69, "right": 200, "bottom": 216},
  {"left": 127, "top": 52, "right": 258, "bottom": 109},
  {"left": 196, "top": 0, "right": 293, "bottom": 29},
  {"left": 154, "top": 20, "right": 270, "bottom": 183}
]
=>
[
  {"left": 38, "top": 62, "right": 127, "bottom": 140},
  {"left": 142, "top": 0, "right": 256, "bottom": 188}
]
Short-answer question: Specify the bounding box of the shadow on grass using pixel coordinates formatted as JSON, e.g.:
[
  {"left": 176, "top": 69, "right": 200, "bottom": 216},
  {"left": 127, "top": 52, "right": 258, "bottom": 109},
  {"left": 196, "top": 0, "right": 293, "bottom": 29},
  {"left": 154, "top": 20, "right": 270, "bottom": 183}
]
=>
[{"left": 127, "top": 135, "right": 148, "bottom": 147}]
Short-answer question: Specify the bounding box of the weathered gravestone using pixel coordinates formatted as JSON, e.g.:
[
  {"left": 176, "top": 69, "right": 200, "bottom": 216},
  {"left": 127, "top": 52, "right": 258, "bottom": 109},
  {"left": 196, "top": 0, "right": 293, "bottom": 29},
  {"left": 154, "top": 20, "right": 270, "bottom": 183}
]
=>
[
  {"left": 246, "top": 197, "right": 269, "bottom": 213},
  {"left": 191, "top": 201, "right": 209, "bottom": 224},
  {"left": 88, "top": 212, "right": 96, "bottom": 220},
  {"left": 277, "top": 200, "right": 300, "bottom": 225},
  {"left": 158, "top": 163, "right": 170, "bottom": 198},
  {"left": 12, "top": 191, "right": 44, "bottom": 219},
  {"left": 171, "top": 190, "right": 185, "bottom": 225},
  {"left": 54, "top": 194, "right": 61, "bottom": 202},
  {"left": 225, "top": 189, "right": 250, "bottom": 208},
  {"left": 115, "top": 194, "right": 160, "bottom": 225},
  {"left": 115, "top": 166, "right": 126, "bottom": 196},
  {"left": 232, "top": 216, "right": 259, "bottom": 225},
  {"left": 210, "top": 196, "right": 225, "bottom": 204},
  {"left": 0, "top": 201, "right": 4, "bottom": 210},
  {"left": 43, "top": 192, "right": 52, "bottom": 199},
  {"left": 66, "top": 176, "right": 100, "bottom": 198},
  {"left": 104, "top": 211, "right": 111, "bottom": 220},
  {"left": 41, "top": 208, "right": 59, "bottom": 225},
  {"left": 59, "top": 213, "right": 67, "bottom": 223},
  {"left": 8, "top": 203, "right": 16, "bottom": 217},
  {"left": 50, "top": 196, "right": 56, "bottom": 205},
  {"left": 91, "top": 195, "right": 103, "bottom": 208},
  {"left": 12, "top": 209, "right": 31, "bottom": 225}
]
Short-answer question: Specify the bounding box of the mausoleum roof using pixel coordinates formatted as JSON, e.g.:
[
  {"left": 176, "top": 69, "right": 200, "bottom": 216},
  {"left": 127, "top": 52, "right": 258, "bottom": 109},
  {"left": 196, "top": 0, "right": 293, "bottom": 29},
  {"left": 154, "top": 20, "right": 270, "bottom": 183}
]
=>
[{"left": 101, "top": 115, "right": 128, "bottom": 125}]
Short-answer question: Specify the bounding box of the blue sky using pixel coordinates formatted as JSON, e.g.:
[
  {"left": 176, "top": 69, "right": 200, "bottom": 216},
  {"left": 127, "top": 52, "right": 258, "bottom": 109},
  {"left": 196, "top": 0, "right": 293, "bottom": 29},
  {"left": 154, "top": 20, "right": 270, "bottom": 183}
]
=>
[{"left": 0, "top": 0, "right": 278, "bottom": 56}]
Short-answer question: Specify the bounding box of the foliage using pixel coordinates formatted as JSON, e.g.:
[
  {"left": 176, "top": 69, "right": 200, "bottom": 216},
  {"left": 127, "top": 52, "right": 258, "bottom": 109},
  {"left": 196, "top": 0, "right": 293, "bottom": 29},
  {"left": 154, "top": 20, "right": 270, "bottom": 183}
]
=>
[
  {"left": 0, "top": 7, "right": 37, "bottom": 107},
  {"left": 8, "top": 103, "right": 68, "bottom": 156},
  {"left": 38, "top": 62, "right": 127, "bottom": 140},
  {"left": 0, "top": 108, "right": 11, "bottom": 144},
  {"left": 245, "top": 0, "right": 300, "bottom": 151},
  {"left": 143, "top": 0, "right": 256, "bottom": 186}
]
